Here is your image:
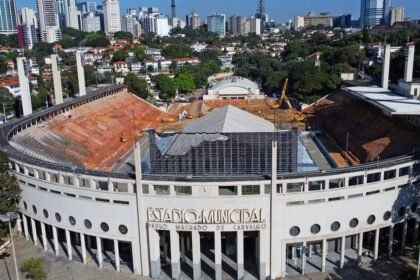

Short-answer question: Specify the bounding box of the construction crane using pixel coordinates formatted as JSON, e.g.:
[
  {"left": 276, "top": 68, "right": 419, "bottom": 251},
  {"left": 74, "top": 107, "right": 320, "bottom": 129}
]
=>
[{"left": 271, "top": 78, "right": 305, "bottom": 122}]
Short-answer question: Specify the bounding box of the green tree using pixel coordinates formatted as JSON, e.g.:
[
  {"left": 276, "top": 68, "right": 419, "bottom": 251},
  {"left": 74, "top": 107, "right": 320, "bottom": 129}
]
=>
[
  {"left": 0, "top": 151, "right": 20, "bottom": 237},
  {"left": 124, "top": 73, "right": 149, "bottom": 99},
  {"left": 153, "top": 74, "right": 176, "bottom": 101},
  {"left": 114, "top": 31, "right": 133, "bottom": 40},
  {"left": 112, "top": 50, "right": 129, "bottom": 62},
  {"left": 174, "top": 72, "right": 195, "bottom": 93},
  {"left": 162, "top": 44, "right": 194, "bottom": 59},
  {"left": 21, "top": 258, "right": 47, "bottom": 280},
  {"left": 0, "top": 88, "right": 16, "bottom": 117},
  {"left": 83, "top": 33, "right": 110, "bottom": 47}
]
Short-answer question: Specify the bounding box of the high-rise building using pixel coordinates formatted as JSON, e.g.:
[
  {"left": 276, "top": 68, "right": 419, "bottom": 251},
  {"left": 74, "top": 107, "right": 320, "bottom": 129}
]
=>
[
  {"left": 56, "top": 0, "right": 66, "bottom": 28},
  {"left": 82, "top": 12, "right": 100, "bottom": 32},
  {"left": 188, "top": 12, "right": 200, "bottom": 29},
  {"left": 18, "top": 7, "right": 38, "bottom": 26},
  {"left": 103, "top": 0, "right": 121, "bottom": 34},
  {"left": 360, "top": 0, "right": 390, "bottom": 28},
  {"left": 0, "top": 0, "right": 18, "bottom": 34},
  {"left": 65, "top": 0, "right": 79, "bottom": 29},
  {"left": 249, "top": 18, "right": 261, "bottom": 35},
  {"left": 389, "top": 7, "right": 404, "bottom": 25},
  {"left": 293, "top": 13, "right": 333, "bottom": 29},
  {"left": 37, "top": 0, "right": 62, "bottom": 43},
  {"left": 228, "top": 15, "right": 244, "bottom": 34},
  {"left": 333, "top": 14, "right": 352, "bottom": 27},
  {"left": 156, "top": 15, "right": 169, "bottom": 37},
  {"left": 18, "top": 24, "right": 38, "bottom": 49},
  {"left": 77, "top": 1, "right": 97, "bottom": 13},
  {"left": 207, "top": 13, "right": 225, "bottom": 37},
  {"left": 122, "top": 9, "right": 141, "bottom": 37}
]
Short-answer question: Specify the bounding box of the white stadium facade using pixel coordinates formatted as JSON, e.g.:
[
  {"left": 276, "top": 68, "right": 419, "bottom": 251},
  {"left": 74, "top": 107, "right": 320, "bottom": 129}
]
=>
[{"left": 2, "top": 81, "right": 420, "bottom": 280}]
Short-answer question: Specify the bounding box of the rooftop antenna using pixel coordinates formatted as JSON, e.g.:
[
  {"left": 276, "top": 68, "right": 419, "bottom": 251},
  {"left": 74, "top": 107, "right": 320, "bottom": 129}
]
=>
[{"left": 171, "top": 0, "right": 176, "bottom": 19}]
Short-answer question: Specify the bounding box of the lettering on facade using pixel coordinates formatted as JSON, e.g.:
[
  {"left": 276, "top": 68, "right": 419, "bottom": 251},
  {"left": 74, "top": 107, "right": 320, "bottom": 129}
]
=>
[{"left": 147, "top": 208, "right": 266, "bottom": 224}]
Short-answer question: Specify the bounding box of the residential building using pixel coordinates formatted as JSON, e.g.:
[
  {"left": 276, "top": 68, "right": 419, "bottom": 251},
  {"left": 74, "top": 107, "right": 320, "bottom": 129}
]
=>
[
  {"left": 103, "top": 0, "right": 121, "bottom": 34},
  {"left": 18, "top": 7, "right": 37, "bottom": 26},
  {"left": 37, "top": 0, "right": 62, "bottom": 43},
  {"left": 56, "top": 0, "right": 66, "bottom": 28},
  {"left": 156, "top": 15, "right": 169, "bottom": 37},
  {"left": 360, "top": 0, "right": 390, "bottom": 28},
  {"left": 207, "top": 13, "right": 226, "bottom": 37},
  {"left": 18, "top": 24, "right": 38, "bottom": 49},
  {"left": 113, "top": 61, "right": 129, "bottom": 74},
  {"left": 228, "top": 15, "right": 244, "bottom": 34},
  {"left": 65, "top": 0, "right": 79, "bottom": 29},
  {"left": 389, "top": 7, "right": 404, "bottom": 25},
  {"left": 0, "top": 0, "right": 18, "bottom": 34},
  {"left": 77, "top": 1, "right": 97, "bottom": 13},
  {"left": 122, "top": 9, "right": 141, "bottom": 37},
  {"left": 250, "top": 18, "right": 261, "bottom": 35}
]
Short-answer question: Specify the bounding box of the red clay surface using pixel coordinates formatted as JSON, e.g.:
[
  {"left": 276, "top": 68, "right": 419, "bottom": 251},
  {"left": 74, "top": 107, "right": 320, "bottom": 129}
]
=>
[{"left": 48, "top": 89, "right": 163, "bottom": 170}]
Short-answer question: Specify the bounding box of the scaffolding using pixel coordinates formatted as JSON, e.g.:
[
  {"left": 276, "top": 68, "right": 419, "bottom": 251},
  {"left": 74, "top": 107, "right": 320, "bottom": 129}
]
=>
[{"left": 145, "top": 130, "right": 299, "bottom": 178}]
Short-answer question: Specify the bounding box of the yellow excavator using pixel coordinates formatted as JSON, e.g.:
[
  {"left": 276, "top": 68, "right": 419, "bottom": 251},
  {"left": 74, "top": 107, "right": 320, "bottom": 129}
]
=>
[{"left": 271, "top": 78, "right": 304, "bottom": 122}]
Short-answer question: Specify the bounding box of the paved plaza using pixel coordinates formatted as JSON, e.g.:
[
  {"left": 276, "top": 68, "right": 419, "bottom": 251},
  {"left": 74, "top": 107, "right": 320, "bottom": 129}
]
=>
[{"left": 0, "top": 235, "right": 418, "bottom": 280}]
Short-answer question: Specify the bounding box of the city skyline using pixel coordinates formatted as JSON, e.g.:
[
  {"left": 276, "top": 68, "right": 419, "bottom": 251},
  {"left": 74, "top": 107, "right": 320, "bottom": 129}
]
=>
[{"left": 16, "top": 0, "right": 420, "bottom": 23}]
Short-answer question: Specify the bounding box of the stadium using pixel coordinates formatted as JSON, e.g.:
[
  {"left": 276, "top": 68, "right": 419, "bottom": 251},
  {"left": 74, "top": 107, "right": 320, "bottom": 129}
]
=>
[{"left": 2, "top": 45, "right": 420, "bottom": 280}]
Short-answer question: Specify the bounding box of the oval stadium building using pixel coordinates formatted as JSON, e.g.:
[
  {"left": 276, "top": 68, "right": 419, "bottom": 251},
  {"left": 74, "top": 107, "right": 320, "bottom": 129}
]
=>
[{"left": 2, "top": 84, "right": 420, "bottom": 280}]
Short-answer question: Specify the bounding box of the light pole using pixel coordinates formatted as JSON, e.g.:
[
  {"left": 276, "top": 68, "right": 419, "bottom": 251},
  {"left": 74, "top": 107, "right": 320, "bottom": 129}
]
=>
[{"left": 0, "top": 212, "right": 19, "bottom": 280}]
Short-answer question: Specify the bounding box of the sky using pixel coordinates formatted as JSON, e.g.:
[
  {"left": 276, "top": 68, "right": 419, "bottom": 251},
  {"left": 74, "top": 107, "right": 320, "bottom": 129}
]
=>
[{"left": 17, "top": 0, "right": 420, "bottom": 23}]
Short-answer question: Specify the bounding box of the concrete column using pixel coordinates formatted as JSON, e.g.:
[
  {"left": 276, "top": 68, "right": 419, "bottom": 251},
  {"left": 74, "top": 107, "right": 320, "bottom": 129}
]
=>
[
  {"left": 402, "top": 220, "right": 408, "bottom": 251},
  {"left": 340, "top": 236, "right": 345, "bottom": 269},
  {"left": 45, "top": 172, "right": 51, "bottom": 182},
  {"left": 388, "top": 225, "right": 394, "bottom": 256},
  {"left": 404, "top": 44, "right": 415, "bottom": 83},
  {"left": 382, "top": 44, "right": 391, "bottom": 89},
  {"left": 52, "top": 226, "right": 59, "bottom": 256},
  {"left": 321, "top": 239, "right": 327, "bottom": 272},
  {"left": 22, "top": 214, "right": 29, "bottom": 241},
  {"left": 17, "top": 57, "right": 33, "bottom": 116},
  {"left": 237, "top": 231, "right": 244, "bottom": 280},
  {"left": 259, "top": 229, "right": 269, "bottom": 280},
  {"left": 90, "top": 179, "right": 96, "bottom": 190},
  {"left": 308, "top": 243, "right": 312, "bottom": 258},
  {"left": 301, "top": 241, "right": 306, "bottom": 275},
  {"left": 73, "top": 177, "right": 80, "bottom": 188},
  {"left": 65, "top": 229, "right": 72, "bottom": 260},
  {"left": 374, "top": 228, "right": 380, "bottom": 260},
  {"left": 192, "top": 231, "right": 201, "bottom": 280},
  {"left": 170, "top": 230, "right": 180, "bottom": 279},
  {"left": 114, "top": 239, "right": 120, "bottom": 272},
  {"left": 148, "top": 227, "right": 161, "bottom": 278},
  {"left": 180, "top": 233, "right": 186, "bottom": 262},
  {"left": 51, "top": 54, "right": 64, "bottom": 104},
  {"left": 80, "top": 233, "right": 87, "bottom": 264},
  {"left": 76, "top": 51, "right": 87, "bottom": 96},
  {"left": 31, "top": 218, "right": 38, "bottom": 246},
  {"left": 33, "top": 169, "right": 39, "bottom": 179},
  {"left": 41, "top": 222, "right": 47, "bottom": 251},
  {"left": 358, "top": 232, "right": 363, "bottom": 257},
  {"left": 96, "top": 236, "right": 103, "bottom": 268},
  {"left": 215, "top": 231, "right": 222, "bottom": 280}
]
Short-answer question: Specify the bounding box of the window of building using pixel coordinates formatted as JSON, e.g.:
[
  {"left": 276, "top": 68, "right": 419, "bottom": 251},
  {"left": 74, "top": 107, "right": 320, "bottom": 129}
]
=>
[
  {"left": 23, "top": 201, "right": 27, "bottom": 210},
  {"left": 119, "top": 225, "right": 128, "bottom": 235},
  {"left": 331, "top": 222, "right": 340, "bottom": 231},
  {"left": 367, "top": 172, "right": 381, "bottom": 183},
  {"left": 349, "top": 218, "right": 359, "bottom": 228},
  {"left": 242, "top": 185, "right": 260, "bottom": 195},
  {"left": 32, "top": 205, "right": 37, "bottom": 214},
  {"left": 69, "top": 216, "right": 76, "bottom": 225},
  {"left": 287, "top": 182, "right": 303, "bottom": 193},
  {"left": 384, "top": 170, "right": 396, "bottom": 180},
  {"left": 142, "top": 184, "right": 149, "bottom": 194},
  {"left": 101, "top": 222, "right": 109, "bottom": 232},
  {"left": 154, "top": 185, "right": 170, "bottom": 195},
  {"left": 366, "top": 190, "right": 380, "bottom": 196},
  {"left": 43, "top": 209, "right": 49, "bottom": 218},
  {"left": 308, "top": 181, "right": 325, "bottom": 191},
  {"left": 349, "top": 175, "right": 364, "bottom": 186},
  {"left": 219, "top": 186, "right": 237, "bottom": 196},
  {"left": 84, "top": 219, "right": 92, "bottom": 229},
  {"left": 399, "top": 166, "right": 410, "bottom": 177},
  {"left": 290, "top": 226, "right": 300, "bottom": 237},
  {"left": 175, "top": 186, "right": 192, "bottom": 196},
  {"left": 329, "top": 178, "right": 345, "bottom": 189},
  {"left": 310, "top": 224, "right": 321, "bottom": 234},
  {"left": 367, "top": 215, "right": 375, "bottom": 225},
  {"left": 383, "top": 211, "right": 391, "bottom": 221},
  {"left": 55, "top": 213, "right": 62, "bottom": 222}
]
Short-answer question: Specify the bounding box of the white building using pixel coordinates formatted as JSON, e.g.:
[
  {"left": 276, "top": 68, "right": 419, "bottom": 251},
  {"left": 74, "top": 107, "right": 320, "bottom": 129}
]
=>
[
  {"left": 389, "top": 7, "right": 404, "bottom": 25},
  {"left": 65, "top": 0, "right": 79, "bottom": 29},
  {"left": 36, "top": 0, "right": 62, "bottom": 43},
  {"left": 205, "top": 76, "right": 263, "bottom": 100},
  {"left": 156, "top": 15, "right": 169, "bottom": 37},
  {"left": 103, "top": 0, "right": 121, "bottom": 34},
  {"left": 81, "top": 12, "right": 100, "bottom": 32},
  {"left": 250, "top": 18, "right": 261, "bottom": 35},
  {"left": 6, "top": 87, "right": 420, "bottom": 280}
]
